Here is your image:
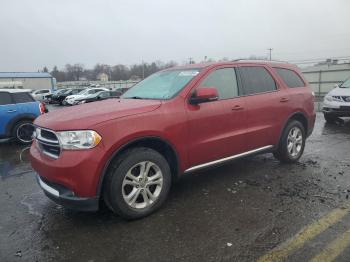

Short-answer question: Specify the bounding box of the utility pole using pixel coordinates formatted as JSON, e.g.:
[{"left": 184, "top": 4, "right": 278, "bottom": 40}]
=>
[{"left": 268, "top": 48, "right": 273, "bottom": 60}]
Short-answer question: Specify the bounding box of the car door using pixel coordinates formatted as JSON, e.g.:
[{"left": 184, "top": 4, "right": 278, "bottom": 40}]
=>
[
  {"left": 237, "top": 65, "right": 289, "bottom": 150},
  {"left": 0, "top": 92, "right": 17, "bottom": 136},
  {"left": 98, "top": 91, "right": 110, "bottom": 100},
  {"left": 12, "top": 92, "right": 39, "bottom": 116},
  {"left": 185, "top": 67, "right": 247, "bottom": 167}
]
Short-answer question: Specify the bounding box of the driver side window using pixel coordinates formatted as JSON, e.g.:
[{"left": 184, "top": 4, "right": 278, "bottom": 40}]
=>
[{"left": 200, "top": 68, "right": 238, "bottom": 100}]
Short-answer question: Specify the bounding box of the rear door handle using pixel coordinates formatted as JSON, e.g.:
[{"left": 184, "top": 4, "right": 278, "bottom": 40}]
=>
[
  {"left": 7, "top": 110, "right": 17, "bottom": 113},
  {"left": 280, "top": 97, "right": 289, "bottom": 102},
  {"left": 232, "top": 105, "right": 244, "bottom": 111}
]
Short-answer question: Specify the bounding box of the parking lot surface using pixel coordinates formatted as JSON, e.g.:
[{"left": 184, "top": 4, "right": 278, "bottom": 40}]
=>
[{"left": 1, "top": 112, "right": 350, "bottom": 262}]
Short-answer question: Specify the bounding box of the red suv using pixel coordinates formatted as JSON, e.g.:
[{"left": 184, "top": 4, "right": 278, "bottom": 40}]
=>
[{"left": 30, "top": 61, "right": 315, "bottom": 219}]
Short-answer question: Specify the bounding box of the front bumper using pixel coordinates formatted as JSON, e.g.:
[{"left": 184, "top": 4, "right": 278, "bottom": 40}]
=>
[
  {"left": 322, "top": 100, "right": 350, "bottom": 117},
  {"left": 36, "top": 174, "right": 99, "bottom": 211},
  {"left": 322, "top": 107, "right": 350, "bottom": 117},
  {"left": 30, "top": 140, "right": 105, "bottom": 197}
]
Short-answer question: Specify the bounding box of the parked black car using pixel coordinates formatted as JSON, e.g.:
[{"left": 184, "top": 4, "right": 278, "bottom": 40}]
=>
[
  {"left": 74, "top": 90, "right": 121, "bottom": 105},
  {"left": 43, "top": 89, "right": 68, "bottom": 104},
  {"left": 51, "top": 88, "right": 85, "bottom": 105}
]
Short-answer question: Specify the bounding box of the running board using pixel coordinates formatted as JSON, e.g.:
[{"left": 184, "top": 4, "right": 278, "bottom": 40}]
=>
[{"left": 184, "top": 145, "right": 274, "bottom": 173}]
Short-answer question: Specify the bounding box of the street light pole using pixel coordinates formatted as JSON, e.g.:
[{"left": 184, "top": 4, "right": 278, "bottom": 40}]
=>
[{"left": 268, "top": 48, "right": 273, "bottom": 60}]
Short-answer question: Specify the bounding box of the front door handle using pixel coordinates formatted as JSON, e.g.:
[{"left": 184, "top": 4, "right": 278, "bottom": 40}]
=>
[
  {"left": 280, "top": 97, "right": 289, "bottom": 102},
  {"left": 7, "top": 110, "right": 17, "bottom": 113},
  {"left": 232, "top": 105, "right": 244, "bottom": 111}
]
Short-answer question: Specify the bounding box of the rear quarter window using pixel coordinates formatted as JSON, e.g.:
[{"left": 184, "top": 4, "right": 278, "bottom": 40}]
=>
[
  {"left": 274, "top": 68, "right": 305, "bottom": 88},
  {"left": 239, "top": 66, "right": 277, "bottom": 95},
  {"left": 12, "top": 92, "right": 35, "bottom": 103},
  {"left": 0, "top": 92, "right": 12, "bottom": 105}
]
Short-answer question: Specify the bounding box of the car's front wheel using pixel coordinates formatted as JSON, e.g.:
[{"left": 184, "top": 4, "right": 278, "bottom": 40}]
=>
[
  {"left": 273, "top": 120, "right": 306, "bottom": 163},
  {"left": 104, "top": 147, "right": 172, "bottom": 220}
]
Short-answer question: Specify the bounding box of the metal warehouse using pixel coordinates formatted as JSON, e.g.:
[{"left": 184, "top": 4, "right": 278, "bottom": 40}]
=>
[{"left": 0, "top": 72, "right": 55, "bottom": 91}]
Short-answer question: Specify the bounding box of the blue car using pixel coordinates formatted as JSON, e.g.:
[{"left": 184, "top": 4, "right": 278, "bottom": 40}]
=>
[{"left": 0, "top": 89, "right": 46, "bottom": 144}]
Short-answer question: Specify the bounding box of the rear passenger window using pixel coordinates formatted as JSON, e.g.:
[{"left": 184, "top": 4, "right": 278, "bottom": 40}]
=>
[
  {"left": 239, "top": 67, "right": 276, "bottom": 95},
  {"left": 99, "top": 92, "right": 109, "bottom": 98},
  {"left": 200, "top": 68, "right": 238, "bottom": 99},
  {"left": 275, "top": 68, "right": 305, "bottom": 88},
  {"left": 12, "top": 93, "right": 34, "bottom": 103},
  {"left": 0, "top": 92, "right": 12, "bottom": 105}
]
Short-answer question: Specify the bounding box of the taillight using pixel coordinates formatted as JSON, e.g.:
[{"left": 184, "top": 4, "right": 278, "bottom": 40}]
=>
[{"left": 39, "top": 103, "right": 46, "bottom": 114}]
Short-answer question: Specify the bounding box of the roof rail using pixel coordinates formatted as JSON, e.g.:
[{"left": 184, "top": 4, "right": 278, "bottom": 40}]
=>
[{"left": 232, "top": 59, "right": 288, "bottom": 63}]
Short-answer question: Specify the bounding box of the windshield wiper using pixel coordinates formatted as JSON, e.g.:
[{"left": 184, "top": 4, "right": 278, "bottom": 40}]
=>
[{"left": 125, "top": 96, "right": 143, "bottom": 99}]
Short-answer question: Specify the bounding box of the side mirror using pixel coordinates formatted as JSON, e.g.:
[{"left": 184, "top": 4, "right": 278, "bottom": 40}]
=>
[
  {"left": 190, "top": 87, "right": 219, "bottom": 104},
  {"left": 334, "top": 84, "right": 339, "bottom": 89}
]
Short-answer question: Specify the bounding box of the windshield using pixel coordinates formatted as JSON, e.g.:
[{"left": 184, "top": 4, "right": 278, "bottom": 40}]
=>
[
  {"left": 340, "top": 78, "right": 350, "bottom": 88},
  {"left": 122, "top": 69, "right": 200, "bottom": 100},
  {"left": 77, "top": 89, "right": 89, "bottom": 95},
  {"left": 87, "top": 91, "right": 103, "bottom": 98},
  {"left": 63, "top": 89, "right": 73, "bottom": 95},
  {"left": 57, "top": 89, "right": 67, "bottom": 94}
]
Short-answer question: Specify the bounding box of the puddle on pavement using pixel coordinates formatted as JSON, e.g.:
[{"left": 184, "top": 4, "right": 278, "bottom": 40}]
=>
[{"left": 0, "top": 141, "right": 33, "bottom": 179}]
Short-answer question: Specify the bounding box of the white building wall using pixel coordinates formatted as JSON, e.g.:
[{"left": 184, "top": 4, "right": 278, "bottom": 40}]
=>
[{"left": 0, "top": 77, "right": 53, "bottom": 90}]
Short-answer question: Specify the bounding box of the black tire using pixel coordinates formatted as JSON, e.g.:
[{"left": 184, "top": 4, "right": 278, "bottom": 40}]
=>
[
  {"left": 12, "top": 120, "right": 35, "bottom": 144},
  {"left": 324, "top": 113, "right": 336, "bottom": 124},
  {"left": 103, "top": 147, "right": 172, "bottom": 220},
  {"left": 273, "top": 120, "right": 306, "bottom": 163}
]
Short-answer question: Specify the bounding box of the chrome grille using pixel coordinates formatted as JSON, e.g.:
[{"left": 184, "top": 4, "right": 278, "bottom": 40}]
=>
[{"left": 36, "top": 127, "right": 61, "bottom": 159}]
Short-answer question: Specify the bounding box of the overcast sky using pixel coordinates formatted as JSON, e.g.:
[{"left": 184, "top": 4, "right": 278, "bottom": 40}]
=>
[{"left": 0, "top": 0, "right": 349, "bottom": 71}]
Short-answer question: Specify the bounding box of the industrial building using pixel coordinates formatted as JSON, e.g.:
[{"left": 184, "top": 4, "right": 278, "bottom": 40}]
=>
[
  {"left": 0, "top": 72, "right": 56, "bottom": 91},
  {"left": 301, "top": 62, "right": 350, "bottom": 96}
]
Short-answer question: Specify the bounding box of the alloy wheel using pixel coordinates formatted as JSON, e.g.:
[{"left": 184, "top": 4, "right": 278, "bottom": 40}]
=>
[
  {"left": 287, "top": 126, "right": 303, "bottom": 158},
  {"left": 122, "top": 161, "right": 163, "bottom": 209}
]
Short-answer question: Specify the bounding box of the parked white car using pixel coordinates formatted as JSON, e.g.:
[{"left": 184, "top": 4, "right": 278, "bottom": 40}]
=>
[
  {"left": 64, "top": 88, "right": 108, "bottom": 105},
  {"left": 323, "top": 78, "right": 350, "bottom": 123},
  {"left": 31, "top": 89, "right": 51, "bottom": 101}
]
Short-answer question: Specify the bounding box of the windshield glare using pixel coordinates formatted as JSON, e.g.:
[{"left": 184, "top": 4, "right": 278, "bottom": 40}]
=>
[
  {"left": 340, "top": 78, "right": 350, "bottom": 88},
  {"left": 122, "top": 69, "right": 200, "bottom": 100},
  {"left": 77, "top": 90, "right": 89, "bottom": 95}
]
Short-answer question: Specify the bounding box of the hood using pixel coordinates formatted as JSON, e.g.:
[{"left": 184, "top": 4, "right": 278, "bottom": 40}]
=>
[
  {"left": 328, "top": 87, "right": 350, "bottom": 96},
  {"left": 35, "top": 99, "right": 162, "bottom": 130}
]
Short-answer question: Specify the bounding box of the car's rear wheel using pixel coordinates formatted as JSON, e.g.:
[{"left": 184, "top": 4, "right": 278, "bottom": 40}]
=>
[
  {"left": 324, "top": 113, "right": 337, "bottom": 123},
  {"left": 273, "top": 120, "right": 305, "bottom": 163},
  {"left": 13, "top": 120, "right": 35, "bottom": 144},
  {"left": 104, "top": 147, "right": 171, "bottom": 220}
]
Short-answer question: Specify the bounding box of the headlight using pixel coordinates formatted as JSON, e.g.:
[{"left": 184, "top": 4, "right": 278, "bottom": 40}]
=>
[
  {"left": 325, "top": 95, "right": 332, "bottom": 102},
  {"left": 56, "top": 130, "right": 102, "bottom": 150}
]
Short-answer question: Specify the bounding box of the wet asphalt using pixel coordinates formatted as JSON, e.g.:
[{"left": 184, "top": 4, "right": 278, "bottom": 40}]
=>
[{"left": 1, "top": 109, "right": 350, "bottom": 262}]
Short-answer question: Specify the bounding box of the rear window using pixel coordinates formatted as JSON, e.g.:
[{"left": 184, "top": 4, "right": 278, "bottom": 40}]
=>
[
  {"left": 239, "top": 67, "right": 277, "bottom": 95},
  {"left": 275, "top": 68, "right": 305, "bottom": 88},
  {"left": 0, "top": 92, "right": 12, "bottom": 105},
  {"left": 12, "top": 92, "right": 34, "bottom": 103},
  {"left": 98, "top": 92, "right": 109, "bottom": 98}
]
